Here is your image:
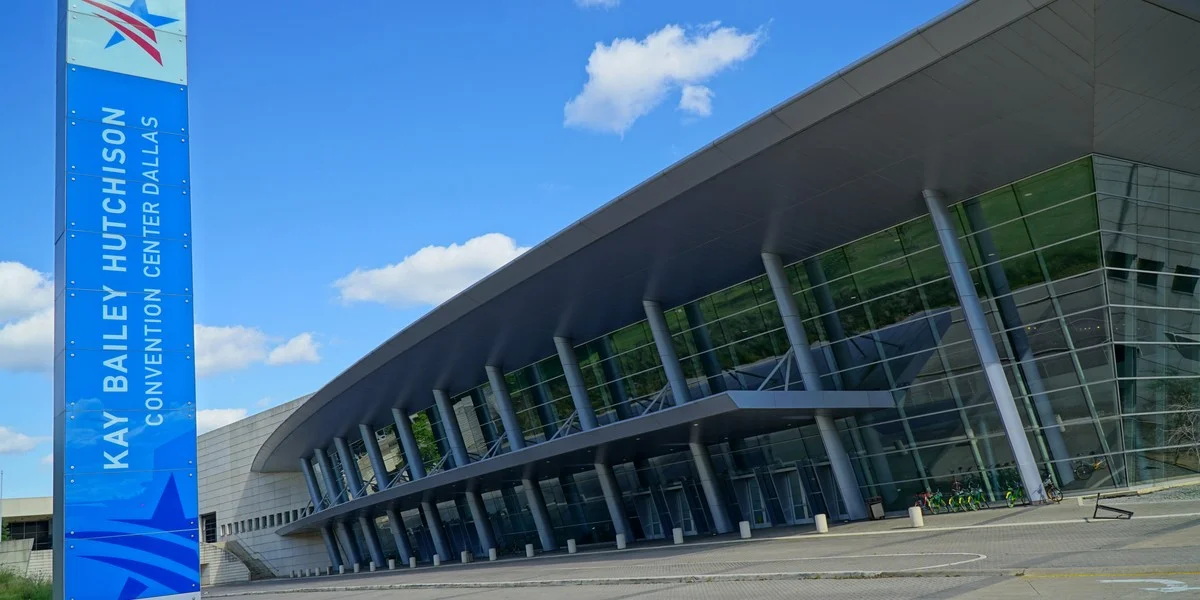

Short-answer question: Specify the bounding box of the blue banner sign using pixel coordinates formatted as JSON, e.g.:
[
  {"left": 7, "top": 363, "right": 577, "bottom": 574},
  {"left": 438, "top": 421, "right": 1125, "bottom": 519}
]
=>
[{"left": 54, "top": 1, "right": 199, "bottom": 598}]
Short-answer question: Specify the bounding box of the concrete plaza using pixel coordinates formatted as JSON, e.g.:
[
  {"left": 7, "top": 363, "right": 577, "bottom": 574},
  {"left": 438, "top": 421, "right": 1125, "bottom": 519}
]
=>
[{"left": 205, "top": 492, "right": 1200, "bottom": 599}]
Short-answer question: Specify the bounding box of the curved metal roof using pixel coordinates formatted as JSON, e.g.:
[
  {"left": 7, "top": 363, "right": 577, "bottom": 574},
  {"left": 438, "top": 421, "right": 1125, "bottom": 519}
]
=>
[{"left": 254, "top": 0, "right": 1200, "bottom": 472}]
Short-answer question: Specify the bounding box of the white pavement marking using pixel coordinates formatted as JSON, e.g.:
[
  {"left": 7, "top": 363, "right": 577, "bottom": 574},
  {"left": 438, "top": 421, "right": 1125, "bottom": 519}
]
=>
[
  {"left": 531, "top": 552, "right": 987, "bottom": 573},
  {"left": 1100, "top": 578, "right": 1200, "bottom": 593}
]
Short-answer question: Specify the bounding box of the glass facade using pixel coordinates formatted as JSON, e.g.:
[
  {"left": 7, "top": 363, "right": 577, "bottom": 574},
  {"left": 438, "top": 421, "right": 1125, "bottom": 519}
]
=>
[{"left": 314, "top": 155, "right": 1200, "bottom": 565}]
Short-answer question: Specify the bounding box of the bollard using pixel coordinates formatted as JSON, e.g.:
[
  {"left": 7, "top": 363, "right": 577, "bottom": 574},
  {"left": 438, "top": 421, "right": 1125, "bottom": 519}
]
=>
[
  {"left": 672, "top": 527, "right": 684, "bottom": 545},
  {"left": 290, "top": 570, "right": 296, "bottom": 578},
  {"left": 433, "top": 554, "right": 441, "bottom": 567},
  {"left": 409, "top": 556, "right": 417, "bottom": 569},
  {"left": 815, "top": 513, "right": 829, "bottom": 533},
  {"left": 615, "top": 533, "right": 627, "bottom": 550},
  {"left": 369, "top": 561, "right": 376, "bottom": 572},
  {"left": 461, "top": 550, "right": 472, "bottom": 564},
  {"left": 567, "top": 539, "right": 577, "bottom": 554},
  {"left": 908, "top": 506, "right": 925, "bottom": 528},
  {"left": 353, "top": 563, "right": 361, "bottom": 574},
  {"left": 526, "top": 543, "right": 535, "bottom": 558},
  {"left": 489, "top": 548, "right": 498, "bottom": 561},
  {"left": 1076, "top": 496, "right": 1086, "bottom": 507},
  {"left": 339, "top": 565, "right": 345, "bottom": 575},
  {"left": 388, "top": 558, "right": 396, "bottom": 570},
  {"left": 739, "top": 521, "right": 752, "bottom": 539}
]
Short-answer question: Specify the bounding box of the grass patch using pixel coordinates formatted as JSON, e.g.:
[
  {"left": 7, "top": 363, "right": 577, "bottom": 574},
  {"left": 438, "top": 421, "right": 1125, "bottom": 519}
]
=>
[{"left": 0, "top": 570, "right": 51, "bottom": 600}]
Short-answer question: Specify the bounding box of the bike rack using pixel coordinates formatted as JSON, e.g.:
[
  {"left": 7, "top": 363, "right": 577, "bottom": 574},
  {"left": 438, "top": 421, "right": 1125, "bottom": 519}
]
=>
[{"left": 1092, "top": 492, "right": 1134, "bottom": 520}]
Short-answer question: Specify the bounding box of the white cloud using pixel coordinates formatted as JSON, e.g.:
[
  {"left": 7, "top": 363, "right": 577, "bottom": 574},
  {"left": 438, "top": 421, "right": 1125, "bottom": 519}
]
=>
[
  {"left": 576, "top": 0, "right": 620, "bottom": 8},
  {"left": 679, "top": 84, "right": 714, "bottom": 117},
  {"left": 0, "top": 262, "right": 53, "bottom": 323},
  {"left": 41, "top": 453, "right": 53, "bottom": 466},
  {"left": 0, "top": 262, "right": 54, "bottom": 373},
  {"left": 267, "top": 333, "right": 320, "bottom": 366},
  {"left": 0, "top": 426, "right": 48, "bottom": 454},
  {"left": 334, "top": 233, "right": 529, "bottom": 307},
  {"left": 194, "top": 325, "right": 322, "bottom": 377},
  {"left": 564, "top": 22, "right": 762, "bottom": 134},
  {"left": 196, "top": 408, "right": 248, "bottom": 435}
]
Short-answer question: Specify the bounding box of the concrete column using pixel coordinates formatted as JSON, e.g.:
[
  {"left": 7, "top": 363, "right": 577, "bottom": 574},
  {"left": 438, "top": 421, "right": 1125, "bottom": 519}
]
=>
[
  {"left": 471, "top": 388, "right": 501, "bottom": 448},
  {"left": 762, "top": 252, "right": 868, "bottom": 520},
  {"left": 594, "top": 462, "right": 633, "bottom": 541},
  {"left": 421, "top": 501, "right": 452, "bottom": 561},
  {"left": 684, "top": 303, "right": 726, "bottom": 394},
  {"left": 320, "top": 523, "right": 343, "bottom": 569},
  {"left": 433, "top": 389, "right": 471, "bottom": 467},
  {"left": 358, "top": 515, "right": 386, "bottom": 568},
  {"left": 300, "top": 457, "right": 325, "bottom": 510},
  {"left": 464, "top": 491, "right": 498, "bottom": 552},
  {"left": 314, "top": 448, "right": 344, "bottom": 506},
  {"left": 385, "top": 508, "right": 415, "bottom": 565},
  {"left": 598, "top": 337, "right": 635, "bottom": 420},
  {"left": 334, "top": 437, "right": 364, "bottom": 500},
  {"left": 688, "top": 442, "right": 733, "bottom": 534},
  {"left": 391, "top": 407, "right": 427, "bottom": 480},
  {"left": 359, "top": 424, "right": 391, "bottom": 491},
  {"left": 486, "top": 365, "right": 526, "bottom": 451},
  {"left": 529, "top": 367, "right": 561, "bottom": 439},
  {"left": 642, "top": 300, "right": 691, "bottom": 405},
  {"left": 334, "top": 520, "right": 362, "bottom": 567},
  {"left": 553, "top": 337, "right": 600, "bottom": 431},
  {"left": 924, "top": 189, "right": 1045, "bottom": 501},
  {"left": 522, "top": 477, "right": 557, "bottom": 552}
]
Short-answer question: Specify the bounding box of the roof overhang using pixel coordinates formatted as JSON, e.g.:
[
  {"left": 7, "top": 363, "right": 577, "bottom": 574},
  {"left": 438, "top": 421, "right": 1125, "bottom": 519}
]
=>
[
  {"left": 254, "top": 0, "right": 1200, "bottom": 473},
  {"left": 276, "top": 389, "right": 894, "bottom": 534}
]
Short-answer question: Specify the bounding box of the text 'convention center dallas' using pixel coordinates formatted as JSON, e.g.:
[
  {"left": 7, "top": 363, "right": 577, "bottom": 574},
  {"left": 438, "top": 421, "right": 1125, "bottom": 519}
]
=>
[{"left": 180, "top": 0, "right": 1200, "bottom": 581}]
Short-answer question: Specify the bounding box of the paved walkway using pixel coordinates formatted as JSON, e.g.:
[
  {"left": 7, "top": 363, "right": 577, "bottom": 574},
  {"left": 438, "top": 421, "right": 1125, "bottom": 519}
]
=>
[{"left": 206, "top": 495, "right": 1200, "bottom": 599}]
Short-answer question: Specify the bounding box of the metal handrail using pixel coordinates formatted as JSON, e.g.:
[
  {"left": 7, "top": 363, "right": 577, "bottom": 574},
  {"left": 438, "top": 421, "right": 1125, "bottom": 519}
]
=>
[{"left": 549, "top": 412, "right": 578, "bottom": 441}]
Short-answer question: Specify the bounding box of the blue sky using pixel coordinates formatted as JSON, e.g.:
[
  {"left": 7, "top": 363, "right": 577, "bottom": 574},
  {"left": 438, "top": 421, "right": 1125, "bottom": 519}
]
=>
[{"left": 0, "top": 0, "right": 956, "bottom": 498}]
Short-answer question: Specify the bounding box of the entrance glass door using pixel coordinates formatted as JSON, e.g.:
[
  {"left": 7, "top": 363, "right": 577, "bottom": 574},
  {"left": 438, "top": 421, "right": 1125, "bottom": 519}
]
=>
[
  {"left": 731, "top": 474, "right": 771, "bottom": 528},
  {"left": 632, "top": 491, "right": 664, "bottom": 539},
  {"left": 662, "top": 485, "right": 696, "bottom": 535},
  {"left": 772, "top": 468, "right": 812, "bottom": 524}
]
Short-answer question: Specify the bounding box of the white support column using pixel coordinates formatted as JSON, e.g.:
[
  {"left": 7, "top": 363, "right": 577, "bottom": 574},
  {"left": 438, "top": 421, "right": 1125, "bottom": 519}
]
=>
[
  {"left": 359, "top": 423, "right": 391, "bottom": 491},
  {"left": 421, "top": 501, "right": 451, "bottom": 562},
  {"left": 594, "top": 462, "right": 633, "bottom": 542},
  {"left": 522, "top": 477, "right": 556, "bottom": 552},
  {"left": 486, "top": 365, "right": 526, "bottom": 450},
  {"left": 300, "top": 457, "right": 324, "bottom": 510},
  {"left": 314, "top": 448, "right": 344, "bottom": 506},
  {"left": 464, "top": 491, "right": 498, "bottom": 553},
  {"left": 689, "top": 442, "right": 733, "bottom": 534},
  {"left": 642, "top": 300, "right": 691, "bottom": 405},
  {"left": 923, "top": 189, "right": 1046, "bottom": 502},
  {"left": 762, "top": 252, "right": 868, "bottom": 520},
  {"left": 334, "top": 437, "right": 364, "bottom": 499},
  {"left": 385, "top": 508, "right": 414, "bottom": 565},
  {"left": 553, "top": 337, "right": 600, "bottom": 430},
  {"left": 433, "top": 389, "right": 471, "bottom": 467},
  {"left": 391, "top": 408, "right": 427, "bottom": 480}
]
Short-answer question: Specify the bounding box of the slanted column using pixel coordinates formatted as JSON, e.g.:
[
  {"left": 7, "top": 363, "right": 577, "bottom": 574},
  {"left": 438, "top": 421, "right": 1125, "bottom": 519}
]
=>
[
  {"left": 359, "top": 424, "right": 391, "bottom": 491},
  {"left": 486, "top": 365, "right": 526, "bottom": 451},
  {"left": 391, "top": 408, "right": 427, "bottom": 480},
  {"left": 553, "top": 337, "right": 600, "bottom": 430},
  {"left": 420, "top": 501, "right": 451, "bottom": 561},
  {"left": 320, "top": 523, "right": 343, "bottom": 569},
  {"left": 314, "top": 448, "right": 344, "bottom": 506},
  {"left": 334, "top": 520, "right": 362, "bottom": 567},
  {"left": 358, "top": 515, "right": 386, "bottom": 568},
  {"left": 522, "top": 477, "right": 556, "bottom": 552},
  {"left": 385, "top": 508, "right": 415, "bottom": 565},
  {"left": 594, "top": 462, "right": 633, "bottom": 542},
  {"left": 334, "top": 437, "right": 364, "bottom": 500},
  {"left": 300, "top": 457, "right": 324, "bottom": 510},
  {"left": 685, "top": 303, "right": 726, "bottom": 394},
  {"left": 464, "top": 491, "right": 498, "bottom": 552},
  {"left": 762, "top": 252, "right": 868, "bottom": 521},
  {"left": 923, "top": 189, "right": 1046, "bottom": 501},
  {"left": 433, "top": 389, "right": 471, "bottom": 467},
  {"left": 642, "top": 300, "right": 691, "bottom": 405},
  {"left": 689, "top": 442, "right": 733, "bottom": 534}
]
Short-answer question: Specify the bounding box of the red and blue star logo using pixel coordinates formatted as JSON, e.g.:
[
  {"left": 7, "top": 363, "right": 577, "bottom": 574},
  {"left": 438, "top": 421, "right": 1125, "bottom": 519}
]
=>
[{"left": 81, "top": 0, "right": 178, "bottom": 65}]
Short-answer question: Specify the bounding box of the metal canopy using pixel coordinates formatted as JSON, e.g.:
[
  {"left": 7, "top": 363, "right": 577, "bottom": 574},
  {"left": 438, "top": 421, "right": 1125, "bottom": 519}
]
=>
[
  {"left": 254, "top": 0, "right": 1200, "bottom": 473},
  {"left": 275, "top": 390, "right": 894, "bottom": 535}
]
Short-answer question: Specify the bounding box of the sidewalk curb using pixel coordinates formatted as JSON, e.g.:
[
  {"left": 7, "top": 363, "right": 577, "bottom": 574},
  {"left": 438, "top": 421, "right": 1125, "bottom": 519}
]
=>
[{"left": 201, "top": 569, "right": 1028, "bottom": 596}]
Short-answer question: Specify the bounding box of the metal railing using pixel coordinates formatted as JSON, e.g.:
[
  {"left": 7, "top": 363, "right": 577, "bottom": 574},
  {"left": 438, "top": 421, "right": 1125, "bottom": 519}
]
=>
[{"left": 548, "top": 412, "right": 579, "bottom": 441}]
